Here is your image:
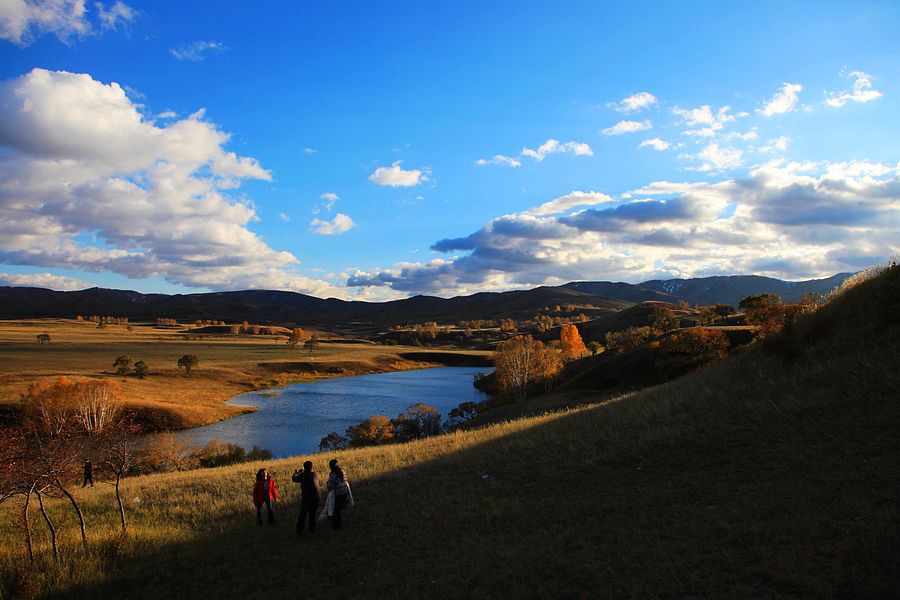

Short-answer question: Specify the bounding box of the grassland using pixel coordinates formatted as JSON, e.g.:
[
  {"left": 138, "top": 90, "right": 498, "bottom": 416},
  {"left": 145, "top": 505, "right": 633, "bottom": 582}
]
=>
[
  {"left": 1, "top": 266, "right": 897, "bottom": 598},
  {"left": 0, "top": 319, "right": 491, "bottom": 429}
]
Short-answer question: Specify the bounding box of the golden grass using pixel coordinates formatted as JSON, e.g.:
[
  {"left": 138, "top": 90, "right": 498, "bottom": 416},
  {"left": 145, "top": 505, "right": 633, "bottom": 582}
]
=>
[
  {"left": 1, "top": 268, "right": 897, "bottom": 597},
  {"left": 0, "top": 319, "right": 490, "bottom": 428}
]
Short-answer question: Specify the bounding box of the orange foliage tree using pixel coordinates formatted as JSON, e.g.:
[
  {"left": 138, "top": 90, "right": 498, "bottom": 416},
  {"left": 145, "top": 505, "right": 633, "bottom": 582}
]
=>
[
  {"left": 495, "top": 335, "right": 562, "bottom": 401},
  {"left": 559, "top": 323, "right": 587, "bottom": 360},
  {"left": 346, "top": 415, "right": 395, "bottom": 447}
]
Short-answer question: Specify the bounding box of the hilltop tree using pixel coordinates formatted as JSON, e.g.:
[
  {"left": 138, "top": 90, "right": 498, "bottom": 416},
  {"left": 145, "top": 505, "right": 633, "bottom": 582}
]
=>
[
  {"left": 36, "top": 333, "right": 51, "bottom": 345},
  {"left": 113, "top": 355, "right": 132, "bottom": 379},
  {"left": 651, "top": 304, "right": 679, "bottom": 333},
  {"left": 559, "top": 323, "right": 587, "bottom": 360},
  {"left": 177, "top": 355, "right": 199, "bottom": 377},
  {"left": 739, "top": 294, "right": 782, "bottom": 326},
  {"left": 133, "top": 360, "right": 149, "bottom": 379},
  {"left": 393, "top": 403, "right": 442, "bottom": 442}
]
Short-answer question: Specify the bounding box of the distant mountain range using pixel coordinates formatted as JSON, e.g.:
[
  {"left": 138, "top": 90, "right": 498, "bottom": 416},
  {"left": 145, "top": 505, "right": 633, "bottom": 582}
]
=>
[{"left": 0, "top": 273, "right": 850, "bottom": 328}]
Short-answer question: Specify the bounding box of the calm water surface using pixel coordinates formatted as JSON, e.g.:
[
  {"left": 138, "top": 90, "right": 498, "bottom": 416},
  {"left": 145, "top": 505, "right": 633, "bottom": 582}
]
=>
[{"left": 176, "top": 366, "right": 491, "bottom": 458}]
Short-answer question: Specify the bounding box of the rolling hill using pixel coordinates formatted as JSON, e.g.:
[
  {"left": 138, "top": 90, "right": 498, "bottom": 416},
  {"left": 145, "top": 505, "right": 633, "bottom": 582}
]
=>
[
  {"left": 0, "top": 266, "right": 893, "bottom": 598},
  {"left": 0, "top": 273, "right": 848, "bottom": 329}
]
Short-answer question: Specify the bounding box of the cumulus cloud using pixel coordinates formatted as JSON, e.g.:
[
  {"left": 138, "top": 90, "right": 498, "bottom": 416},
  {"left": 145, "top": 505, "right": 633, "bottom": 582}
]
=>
[
  {"left": 672, "top": 104, "right": 745, "bottom": 137},
  {"left": 759, "top": 136, "right": 790, "bottom": 153},
  {"left": 475, "top": 154, "right": 522, "bottom": 168},
  {"left": 524, "top": 191, "right": 615, "bottom": 216},
  {"left": 693, "top": 143, "right": 743, "bottom": 171},
  {"left": 0, "top": 0, "right": 133, "bottom": 45},
  {"left": 758, "top": 83, "right": 803, "bottom": 116},
  {"left": 309, "top": 213, "right": 355, "bottom": 235},
  {"left": 345, "top": 160, "right": 899, "bottom": 296},
  {"left": 608, "top": 91, "right": 658, "bottom": 113},
  {"left": 639, "top": 138, "right": 670, "bottom": 151},
  {"left": 369, "top": 161, "right": 429, "bottom": 187},
  {"left": 521, "top": 139, "right": 593, "bottom": 160},
  {"left": 0, "top": 271, "right": 90, "bottom": 290},
  {"left": 0, "top": 68, "right": 353, "bottom": 299},
  {"left": 170, "top": 40, "right": 227, "bottom": 62},
  {"left": 825, "top": 70, "right": 883, "bottom": 107},
  {"left": 319, "top": 192, "right": 340, "bottom": 211},
  {"left": 601, "top": 120, "right": 652, "bottom": 136}
]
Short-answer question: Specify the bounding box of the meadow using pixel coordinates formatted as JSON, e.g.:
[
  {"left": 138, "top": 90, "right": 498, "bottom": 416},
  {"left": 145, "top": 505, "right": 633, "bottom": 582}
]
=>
[
  {"left": 0, "top": 319, "right": 490, "bottom": 429},
  {"left": 0, "top": 265, "right": 896, "bottom": 598}
]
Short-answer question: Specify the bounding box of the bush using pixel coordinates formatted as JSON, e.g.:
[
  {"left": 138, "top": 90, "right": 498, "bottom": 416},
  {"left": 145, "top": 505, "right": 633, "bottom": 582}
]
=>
[
  {"left": 660, "top": 329, "right": 730, "bottom": 359},
  {"left": 604, "top": 326, "right": 652, "bottom": 354}
]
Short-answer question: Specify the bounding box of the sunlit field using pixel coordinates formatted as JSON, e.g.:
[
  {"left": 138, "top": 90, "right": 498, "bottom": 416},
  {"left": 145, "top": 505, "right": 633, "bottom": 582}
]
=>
[
  {"left": 1, "top": 268, "right": 897, "bottom": 598},
  {"left": 0, "top": 319, "right": 490, "bottom": 428}
]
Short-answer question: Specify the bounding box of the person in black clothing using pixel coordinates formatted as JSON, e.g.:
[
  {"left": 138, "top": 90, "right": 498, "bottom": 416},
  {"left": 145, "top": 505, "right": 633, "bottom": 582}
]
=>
[
  {"left": 81, "top": 459, "right": 94, "bottom": 488},
  {"left": 291, "top": 461, "right": 319, "bottom": 535}
]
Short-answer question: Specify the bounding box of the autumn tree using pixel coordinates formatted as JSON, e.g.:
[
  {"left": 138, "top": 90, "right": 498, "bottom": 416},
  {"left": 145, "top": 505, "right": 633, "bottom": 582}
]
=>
[
  {"left": 304, "top": 336, "right": 319, "bottom": 355},
  {"left": 287, "top": 327, "right": 306, "bottom": 349},
  {"left": 177, "top": 354, "right": 199, "bottom": 376},
  {"left": 448, "top": 401, "right": 479, "bottom": 427},
  {"left": 559, "top": 323, "right": 587, "bottom": 359},
  {"left": 113, "top": 355, "right": 132, "bottom": 379},
  {"left": 36, "top": 333, "right": 51, "bottom": 344},
  {"left": 660, "top": 329, "right": 731, "bottom": 360},
  {"left": 346, "top": 415, "right": 395, "bottom": 447},
  {"left": 393, "top": 403, "right": 442, "bottom": 442},
  {"left": 133, "top": 360, "right": 149, "bottom": 379},
  {"left": 318, "top": 431, "right": 350, "bottom": 451},
  {"left": 604, "top": 327, "right": 652, "bottom": 354},
  {"left": 588, "top": 341, "right": 604, "bottom": 356},
  {"left": 651, "top": 304, "right": 679, "bottom": 333},
  {"left": 495, "top": 335, "right": 559, "bottom": 402},
  {"left": 739, "top": 294, "right": 782, "bottom": 325}
]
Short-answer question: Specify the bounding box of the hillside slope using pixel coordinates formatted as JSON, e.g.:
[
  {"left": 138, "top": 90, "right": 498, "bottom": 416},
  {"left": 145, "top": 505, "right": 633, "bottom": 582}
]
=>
[{"left": 1, "top": 267, "right": 895, "bottom": 598}]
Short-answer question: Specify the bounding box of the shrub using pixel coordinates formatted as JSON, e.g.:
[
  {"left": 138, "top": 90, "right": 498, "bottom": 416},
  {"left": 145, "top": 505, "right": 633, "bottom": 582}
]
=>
[
  {"left": 660, "top": 329, "right": 730, "bottom": 359},
  {"left": 604, "top": 326, "right": 652, "bottom": 354}
]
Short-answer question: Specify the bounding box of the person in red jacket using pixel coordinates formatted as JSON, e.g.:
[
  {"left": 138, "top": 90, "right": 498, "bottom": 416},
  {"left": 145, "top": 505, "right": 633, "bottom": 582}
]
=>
[{"left": 252, "top": 468, "right": 278, "bottom": 525}]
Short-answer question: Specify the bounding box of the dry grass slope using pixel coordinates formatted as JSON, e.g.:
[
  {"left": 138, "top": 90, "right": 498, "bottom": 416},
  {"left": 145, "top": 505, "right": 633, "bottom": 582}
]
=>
[{"left": 1, "top": 266, "right": 898, "bottom": 598}]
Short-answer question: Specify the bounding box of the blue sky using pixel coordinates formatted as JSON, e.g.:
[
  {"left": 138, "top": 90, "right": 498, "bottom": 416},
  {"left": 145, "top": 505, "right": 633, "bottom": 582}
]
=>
[{"left": 0, "top": 1, "right": 898, "bottom": 299}]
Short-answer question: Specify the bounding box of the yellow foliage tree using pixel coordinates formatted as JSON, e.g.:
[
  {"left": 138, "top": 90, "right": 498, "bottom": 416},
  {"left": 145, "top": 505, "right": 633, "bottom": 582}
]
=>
[
  {"left": 495, "top": 335, "right": 561, "bottom": 401},
  {"left": 559, "top": 323, "right": 587, "bottom": 360}
]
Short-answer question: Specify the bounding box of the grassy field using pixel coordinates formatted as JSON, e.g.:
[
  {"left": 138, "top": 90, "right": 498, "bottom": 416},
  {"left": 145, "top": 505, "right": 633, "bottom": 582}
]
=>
[
  {"left": 0, "top": 266, "right": 897, "bottom": 598},
  {"left": 0, "top": 319, "right": 491, "bottom": 429}
]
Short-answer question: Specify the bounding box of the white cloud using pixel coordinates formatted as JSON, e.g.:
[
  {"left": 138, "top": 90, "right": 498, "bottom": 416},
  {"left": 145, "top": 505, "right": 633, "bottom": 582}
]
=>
[
  {"left": 525, "top": 191, "right": 615, "bottom": 216},
  {"left": 369, "top": 161, "right": 429, "bottom": 187},
  {"left": 319, "top": 192, "right": 339, "bottom": 211},
  {"left": 95, "top": 1, "right": 133, "bottom": 30},
  {"left": 277, "top": 212, "right": 290, "bottom": 222},
  {"left": 0, "top": 68, "right": 357, "bottom": 299},
  {"left": 309, "top": 213, "right": 355, "bottom": 235},
  {"left": 758, "top": 83, "right": 803, "bottom": 116},
  {"left": 609, "top": 91, "right": 658, "bottom": 113},
  {"left": 724, "top": 128, "right": 758, "bottom": 141},
  {"left": 825, "top": 70, "right": 883, "bottom": 107},
  {"left": 475, "top": 154, "right": 522, "bottom": 167},
  {"left": 156, "top": 110, "right": 177, "bottom": 119},
  {"left": 521, "top": 139, "right": 593, "bottom": 160},
  {"left": 601, "top": 120, "right": 653, "bottom": 136},
  {"left": 302, "top": 147, "right": 317, "bottom": 155},
  {"left": 760, "top": 136, "right": 791, "bottom": 153},
  {"left": 170, "top": 41, "right": 227, "bottom": 62},
  {"left": 694, "top": 143, "right": 743, "bottom": 171},
  {"left": 0, "top": 0, "right": 134, "bottom": 45},
  {"left": 348, "top": 160, "right": 899, "bottom": 295},
  {"left": 638, "top": 138, "right": 670, "bottom": 151},
  {"left": 0, "top": 271, "right": 90, "bottom": 290},
  {"left": 672, "top": 104, "right": 744, "bottom": 136}
]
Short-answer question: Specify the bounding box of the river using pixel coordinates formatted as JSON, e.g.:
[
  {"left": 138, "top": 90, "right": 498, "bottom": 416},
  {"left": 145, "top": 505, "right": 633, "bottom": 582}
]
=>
[{"left": 175, "top": 366, "right": 492, "bottom": 458}]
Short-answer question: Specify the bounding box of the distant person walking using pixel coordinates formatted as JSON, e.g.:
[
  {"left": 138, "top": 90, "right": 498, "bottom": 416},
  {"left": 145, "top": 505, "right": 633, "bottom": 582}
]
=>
[
  {"left": 252, "top": 468, "right": 279, "bottom": 525},
  {"left": 291, "top": 461, "right": 319, "bottom": 535},
  {"left": 81, "top": 459, "right": 94, "bottom": 488},
  {"left": 325, "top": 459, "right": 352, "bottom": 530}
]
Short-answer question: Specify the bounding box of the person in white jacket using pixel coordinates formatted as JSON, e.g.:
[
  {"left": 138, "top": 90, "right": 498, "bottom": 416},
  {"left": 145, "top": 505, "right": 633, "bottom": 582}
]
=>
[{"left": 326, "top": 459, "right": 351, "bottom": 530}]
